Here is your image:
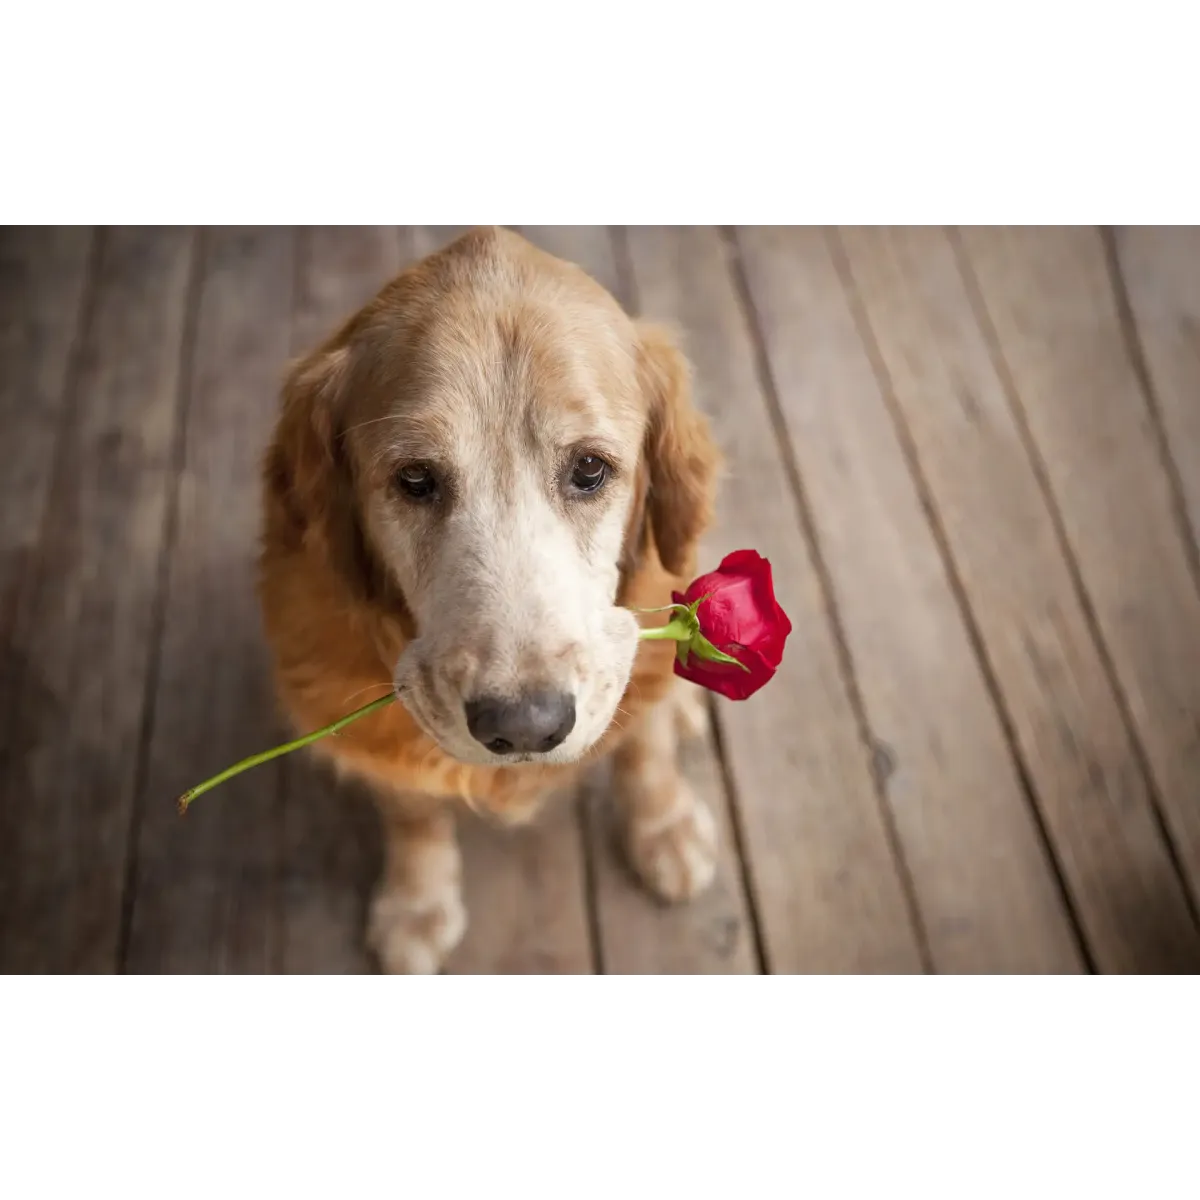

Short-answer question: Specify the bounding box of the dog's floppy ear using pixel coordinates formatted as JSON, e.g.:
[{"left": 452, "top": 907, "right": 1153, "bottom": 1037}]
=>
[
  {"left": 263, "top": 334, "right": 383, "bottom": 603},
  {"left": 634, "top": 322, "right": 721, "bottom": 577}
]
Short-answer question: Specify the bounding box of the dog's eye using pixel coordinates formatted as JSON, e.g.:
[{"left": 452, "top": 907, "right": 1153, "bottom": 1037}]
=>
[
  {"left": 395, "top": 463, "right": 438, "bottom": 501},
  {"left": 569, "top": 455, "right": 608, "bottom": 494}
]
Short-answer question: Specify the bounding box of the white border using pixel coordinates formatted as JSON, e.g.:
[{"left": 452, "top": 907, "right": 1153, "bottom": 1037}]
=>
[
  {"left": 2, "top": 4, "right": 1195, "bottom": 221},
  {"left": 3, "top": 982, "right": 1195, "bottom": 1198}
]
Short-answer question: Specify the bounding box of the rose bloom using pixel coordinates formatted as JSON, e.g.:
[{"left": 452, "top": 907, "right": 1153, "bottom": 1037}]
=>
[{"left": 671, "top": 549, "right": 792, "bottom": 701}]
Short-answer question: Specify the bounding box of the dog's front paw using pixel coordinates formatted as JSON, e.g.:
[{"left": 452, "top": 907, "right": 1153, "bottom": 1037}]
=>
[
  {"left": 368, "top": 885, "right": 467, "bottom": 974},
  {"left": 623, "top": 778, "right": 718, "bottom": 904}
]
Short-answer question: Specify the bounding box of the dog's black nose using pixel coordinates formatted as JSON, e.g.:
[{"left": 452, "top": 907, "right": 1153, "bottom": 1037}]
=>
[{"left": 464, "top": 691, "right": 576, "bottom": 755}]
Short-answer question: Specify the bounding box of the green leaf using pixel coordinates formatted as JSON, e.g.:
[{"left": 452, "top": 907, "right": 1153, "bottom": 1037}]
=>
[{"left": 691, "top": 634, "right": 751, "bottom": 672}]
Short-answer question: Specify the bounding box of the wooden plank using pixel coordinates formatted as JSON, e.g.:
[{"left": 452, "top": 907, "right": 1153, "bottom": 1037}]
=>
[
  {"left": 837, "top": 226, "right": 1200, "bottom": 972},
  {"left": 295, "top": 226, "right": 402, "bottom": 347},
  {"left": 959, "top": 225, "right": 1200, "bottom": 922},
  {"left": 124, "top": 229, "right": 296, "bottom": 973},
  {"left": 733, "top": 226, "right": 1083, "bottom": 973},
  {"left": 1112, "top": 227, "right": 1200, "bottom": 555},
  {"left": 623, "top": 227, "right": 927, "bottom": 973},
  {"left": 277, "top": 227, "right": 403, "bottom": 973},
  {"left": 520, "top": 225, "right": 759, "bottom": 973},
  {"left": 0, "top": 227, "right": 93, "bottom": 640},
  {"left": 0, "top": 228, "right": 197, "bottom": 971},
  {"left": 450, "top": 791, "right": 595, "bottom": 974}
]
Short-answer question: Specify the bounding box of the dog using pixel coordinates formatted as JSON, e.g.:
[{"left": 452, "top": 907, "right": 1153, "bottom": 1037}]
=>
[{"left": 258, "top": 227, "right": 721, "bottom": 972}]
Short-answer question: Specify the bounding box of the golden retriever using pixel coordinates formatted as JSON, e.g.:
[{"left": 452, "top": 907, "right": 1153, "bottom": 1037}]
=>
[{"left": 258, "top": 227, "right": 721, "bottom": 972}]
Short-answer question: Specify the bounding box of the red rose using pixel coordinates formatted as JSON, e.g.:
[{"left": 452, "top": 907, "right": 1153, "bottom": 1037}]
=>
[{"left": 668, "top": 549, "right": 792, "bottom": 701}]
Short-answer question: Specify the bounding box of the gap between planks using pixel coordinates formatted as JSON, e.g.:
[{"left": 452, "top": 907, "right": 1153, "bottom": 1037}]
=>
[
  {"left": 955, "top": 226, "right": 1200, "bottom": 926},
  {"left": 720, "top": 225, "right": 934, "bottom": 973},
  {"left": 822, "top": 227, "right": 1096, "bottom": 970},
  {"left": 117, "top": 227, "right": 206, "bottom": 971}
]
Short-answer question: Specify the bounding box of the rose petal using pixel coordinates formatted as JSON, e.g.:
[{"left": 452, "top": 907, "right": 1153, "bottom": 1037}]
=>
[{"left": 674, "top": 640, "right": 778, "bottom": 701}]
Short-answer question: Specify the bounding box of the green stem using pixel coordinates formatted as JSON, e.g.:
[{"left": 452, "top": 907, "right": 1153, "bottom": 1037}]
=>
[
  {"left": 636, "top": 617, "right": 693, "bottom": 643},
  {"left": 176, "top": 620, "right": 690, "bottom": 814},
  {"left": 176, "top": 693, "right": 396, "bottom": 814}
]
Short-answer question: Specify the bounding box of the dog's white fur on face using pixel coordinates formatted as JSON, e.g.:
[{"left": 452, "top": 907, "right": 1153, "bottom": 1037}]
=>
[
  {"left": 351, "top": 266, "right": 645, "bottom": 766},
  {"left": 375, "top": 441, "right": 642, "bottom": 766}
]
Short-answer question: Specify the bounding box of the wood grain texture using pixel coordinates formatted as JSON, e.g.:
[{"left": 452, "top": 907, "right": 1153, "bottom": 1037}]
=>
[
  {"left": 0, "top": 227, "right": 196, "bottom": 971},
  {"left": 624, "top": 226, "right": 926, "bottom": 973},
  {"left": 734, "top": 226, "right": 1082, "bottom": 973},
  {"left": 450, "top": 791, "right": 595, "bottom": 974},
  {"left": 959, "top": 226, "right": 1200, "bottom": 917},
  {"left": 1112, "top": 227, "right": 1200, "bottom": 556},
  {"left": 837, "top": 225, "right": 1200, "bottom": 972},
  {"left": 277, "top": 227, "right": 402, "bottom": 973},
  {"left": 522, "top": 224, "right": 758, "bottom": 973},
  {"left": 0, "top": 227, "right": 94, "bottom": 641},
  {"left": 124, "top": 229, "right": 297, "bottom": 973},
  {"left": 14, "top": 225, "right": 1188, "bottom": 974}
]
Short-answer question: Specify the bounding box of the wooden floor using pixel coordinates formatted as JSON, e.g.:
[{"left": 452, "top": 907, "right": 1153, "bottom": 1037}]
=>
[{"left": 3, "top": 226, "right": 1200, "bottom": 974}]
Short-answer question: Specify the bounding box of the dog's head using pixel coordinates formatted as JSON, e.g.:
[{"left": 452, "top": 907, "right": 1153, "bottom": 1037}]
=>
[{"left": 266, "top": 227, "right": 718, "bottom": 766}]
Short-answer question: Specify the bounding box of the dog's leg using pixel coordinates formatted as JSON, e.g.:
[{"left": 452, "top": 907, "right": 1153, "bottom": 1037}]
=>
[
  {"left": 367, "top": 797, "right": 466, "bottom": 974},
  {"left": 614, "top": 696, "right": 717, "bottom": 903}
]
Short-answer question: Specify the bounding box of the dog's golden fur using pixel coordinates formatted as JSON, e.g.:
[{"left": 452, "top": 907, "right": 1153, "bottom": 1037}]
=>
[{"left": 257, "top": 227, "right": 721, "bottom": 971}]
